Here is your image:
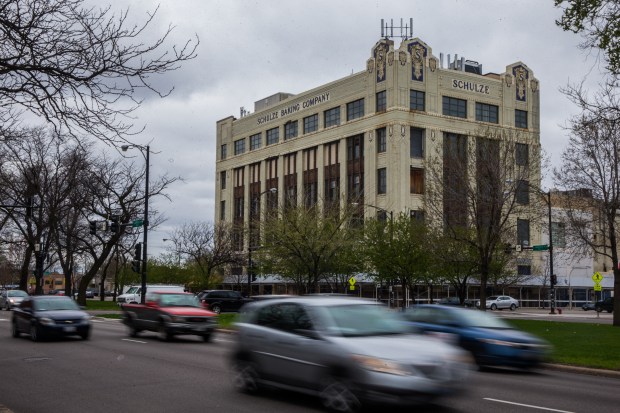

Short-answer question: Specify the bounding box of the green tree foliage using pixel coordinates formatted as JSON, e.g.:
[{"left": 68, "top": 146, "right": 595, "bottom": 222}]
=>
[
  {"left": 256, "top": 204, "right": 360, "bottom": 294},
  {"left": 361, "top": 214, "right": 431, "bottom": 306},
  {"left": 555, "top": 0, "right": 620, "bottom": 75}
]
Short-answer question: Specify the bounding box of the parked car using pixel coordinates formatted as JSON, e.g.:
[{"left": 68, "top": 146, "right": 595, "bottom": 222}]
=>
[
  {"left": 582, "top": 302, "right": 596, "bottom": 311},
  {"left": 47, "top": 289, "right": 66, "bottom": 296},
  {"left": 0, "top": 290, "right": 29, "bottom": 310},
  {"left": 595, "top": 297, "right": 614, "bottom": 313},
  {"left": 231, "top": 296, "right": 472, "bottom": 411},
  {"left": 199, "top": 290, "right": 252, "bottom": 313},
  {"left": 436, "top": 297, "right": 474, "bottom": 307},
  {"left": 475, "top": 295, "right": 519, "bottom": 311},
  {"left": 401, "top": 305, "right": 551, "bottom": 369},
  {"left": 11, "top": 296, "right": 91, "bottom": 341}
]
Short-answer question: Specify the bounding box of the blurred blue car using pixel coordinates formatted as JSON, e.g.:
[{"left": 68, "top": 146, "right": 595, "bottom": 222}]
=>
[{"left": 401, "top": 305, "right": 550, "bottom": 369}]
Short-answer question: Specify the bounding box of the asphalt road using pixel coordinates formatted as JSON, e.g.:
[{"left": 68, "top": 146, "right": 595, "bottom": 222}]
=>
[{"left": 0, "top": 313, "right": 618, "bottom": 413}]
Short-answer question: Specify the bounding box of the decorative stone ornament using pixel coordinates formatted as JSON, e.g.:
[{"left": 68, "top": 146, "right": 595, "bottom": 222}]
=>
[
  {"left": 408, "top": 41, "right": 428, "bottom": 82},
  {"left": 429, "top": 57, "right": 437, "bottom": 72},
  {"left": 388, "top": 51, "right": 394, "bottom": 66},
  {"left": 399, "top": 51, "right": 407, "bottom": 66},
  {"left": 531, "top": 78, "right": 539, "bottom": 92},
  {"left": 505, "top": 74, "right": 512, "bottom": 87},
  {"left": 512, "top": 65, "right": 529, "bottom": 102},
  {"left": 367, "top": 58, "right": 374, "bottom": 74}
]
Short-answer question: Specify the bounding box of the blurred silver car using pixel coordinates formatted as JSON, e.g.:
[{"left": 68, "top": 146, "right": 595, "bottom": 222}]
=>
[
  {"left": 1, "top": 290, "right": 29, "bottom": 310},
  {"left": 231, "top": 296, "right": 472, "bottom": 412}
]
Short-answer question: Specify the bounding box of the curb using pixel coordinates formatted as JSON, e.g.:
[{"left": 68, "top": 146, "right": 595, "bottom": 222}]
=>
[{"left": 543, "top": 363, "right": 620, "bottom": 379}]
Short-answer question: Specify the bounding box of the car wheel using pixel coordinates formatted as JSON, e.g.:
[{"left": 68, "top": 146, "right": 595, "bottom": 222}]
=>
[
  {"left": 126, "top": 318, "right": 140, "bottom": 337},
  {"left": 320, "top": 378, "right": 361, "bottom": 413},
  {"left": 30, "top": 324, "right": 43, "bottom": 342},
  {"left": 11, "top": 321, "right": 20, "bottom": 338},
  {"left": 158, "top": 322, "right": 172, "bottom": 341},
  {"left": 232, "top": 360, "right": 260, "bottom": 394},
  {"left": 510, "top": 304, "right": 516, "bottom": 311},
  {"left": 490, "top": 304, "right": 497, "bottom": 311},
  {"left": 211, "top": 304, "right": 222, "bottom": 314}
]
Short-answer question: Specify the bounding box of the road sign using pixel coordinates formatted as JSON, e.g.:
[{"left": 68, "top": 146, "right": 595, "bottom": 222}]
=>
[
  {"left": 532, "top": 244, "right": 549, "bottom": 251},
  {"left": 592, "top": 272, "right": 603, "bottom": 283},
  {"left": 349, "top": 277, "right": 356, "bottom": 291},
  {"left": 132, "top": 219, "right": 144, "bottom": 228},
  {"left": 594, "top": 284, "right": 602, "bottom": 291}
]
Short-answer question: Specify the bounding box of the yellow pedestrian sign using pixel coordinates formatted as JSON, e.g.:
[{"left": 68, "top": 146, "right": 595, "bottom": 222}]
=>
[
  {"left": 592, "top": 272, "right": 603, "bottom": 283},
  {"left": 349, "top": 277, "right": 356, "bottom": 291}
]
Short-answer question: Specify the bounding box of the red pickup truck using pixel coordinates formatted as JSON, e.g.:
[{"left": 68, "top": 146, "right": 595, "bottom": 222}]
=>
[{"left": 121, "top": 291, "right": 217, "bottom": 342}]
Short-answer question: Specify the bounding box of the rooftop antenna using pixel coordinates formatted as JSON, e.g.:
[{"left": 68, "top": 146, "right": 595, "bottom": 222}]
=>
[{"left": 380, "top": 18, "right": 413, "bottom": 40}]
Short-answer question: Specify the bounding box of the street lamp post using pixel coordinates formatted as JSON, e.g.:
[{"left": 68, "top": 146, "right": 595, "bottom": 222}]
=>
[
  {"left": 122, "top": 144, "right": 149, "bottom": 304},
  {"left": 248, "top": 187, "right": 277, "bottom": 297},
  {"left": 546, "top": 190, "right": 556, "bottom": 315}
]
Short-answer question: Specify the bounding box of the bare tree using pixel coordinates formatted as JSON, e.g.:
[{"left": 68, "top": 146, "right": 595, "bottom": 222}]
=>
[
  {"left": 168, "top": 221, "right": 241, "bottom": 290},
  {"left": 425, "top": 127, "right": 544, "bottom": 310},
  {"left": 553, "top": 107, "right": 620, "bottom": 325},
  {"left": 0, "top": 0, "right": 198, "bottom": 144}
]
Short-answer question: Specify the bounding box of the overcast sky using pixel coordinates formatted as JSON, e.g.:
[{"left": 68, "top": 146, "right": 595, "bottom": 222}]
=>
[{"left": 106, "top": 0, "right": 607, "bottom": 256}]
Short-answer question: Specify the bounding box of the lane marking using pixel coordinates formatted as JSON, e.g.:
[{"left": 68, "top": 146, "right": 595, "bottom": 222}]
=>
[
  {"left": 214, "top": 338, "right": 234, "bottom": 343},
  {"left": 484, "top": 398, "right": 575, "bottom": 413},
  {"left": 122, "top": 338, "right": 148, "bottom": 344}
]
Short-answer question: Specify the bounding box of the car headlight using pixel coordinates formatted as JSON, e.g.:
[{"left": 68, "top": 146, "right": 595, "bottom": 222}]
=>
[
  {"left": 9, "top": 299, "right": 15, "bottom": 304},
  {"left": 351, "top": 354, "right": 410, "bottom": 376},
  {"left": 38, "top": 317, "right": 55, "bottom": 326}
]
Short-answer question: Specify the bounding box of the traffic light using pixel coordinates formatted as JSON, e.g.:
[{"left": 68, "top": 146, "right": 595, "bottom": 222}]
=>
[
  {"left": 551, "top": 274, "right": 557, "bottom": 286},
  {"left": 110, "top": 216, "right": 119, "bottom": 233},
  {"left": 131, "top": 243, "right": 142, "bottom": 273},
  {"left": 89, "top": 221, "right": 97, "bottom": 235}
]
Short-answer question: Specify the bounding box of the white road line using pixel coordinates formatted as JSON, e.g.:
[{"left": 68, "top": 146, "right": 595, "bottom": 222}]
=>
[
  {"left": 122, "top": 338, "right": 148, "bottom": 344},
  {"left": 484, "top": 398, "right": 575, "bottom": 413},
  {"left": 213, "top": 338, "right": 234, "bottom": 343}
]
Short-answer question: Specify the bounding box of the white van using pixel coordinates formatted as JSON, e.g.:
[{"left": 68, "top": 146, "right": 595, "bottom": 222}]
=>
[{"left": 117, "top": 284, "right": 185, "bottom": 305}]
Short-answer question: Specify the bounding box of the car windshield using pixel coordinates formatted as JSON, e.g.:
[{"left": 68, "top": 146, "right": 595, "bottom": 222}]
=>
[
  {"left": 33, "top": 298, "right": 80, "bottom": 311},
  {"left": 316, "top": 304, "right": 406, "bottom": 337},
  {"left": 126, "top": 287, "right": 140, "bottom": 294},
  {"left": 487, "top": 296, "right": 498, "bottom": 301},
  {"left": 158, "top": 294, "right": 200, "bottom": 307},
  {"left": 8, "top": 290, "right": 28, "bottom": 297},
  {"left": 457, "top": 309, "right": 513, "bottom": 329}
]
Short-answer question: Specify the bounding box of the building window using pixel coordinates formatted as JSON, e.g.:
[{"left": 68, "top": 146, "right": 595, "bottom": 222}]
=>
[
  {"left": 442, "top": 96, "right": 467, "bottom": 118},
  {"left": 220, "top": 171, "right": 227, "bottom": 190},
  {"left": 410, "top": 167, "right": 424, "bottom": 194},
  {"left": 376, "top": 91, "right": 386, "bottom": 112},
  {"left": 284, "top": 121, "right": 298, "bottom": 140},
  {"left": 551, "top": 222, "right": 566, "bottom": 248},
  {"left": 220, "top": 200, "right": 225, "bottom": 221},
  {"left": 303, "top": 114, "right": 318, "bottom": 134},
  {"left": 266, "top": 127, "right": 279, "bottom": 145},
  {"left": 410, "top": 90, "right": 425, "bottom": 111},
  {"left": 220, "top": 144, "right": 227, "bottom": 160},
  {"left": 324, "top": 107, "right": 341, "bottom": 127},
  {"left": 515, "top": 109, "right": 528, "bottom": 128},
  {"left": 410, "top": 128, "right": 424, "bottom": 158},
  {"left": 347, "top": 136, "right": 362, "bottom": 161},
  {"left": 234, "top": 138, "right": 245, "bottom": 155},
  {"left": 517, "top": 218, "right": 530, "bottom": 247},
  {"left": 410, "top": 210, "right": 425, "bottom": 222},
  {"left": 517, "top": 265, "right": 531, "bottom": 275},
  {"left": 234, "top": 197, "right": 244, "bottom": 219},
  {"left": 475, "top": 102, "right": 499, "bottom": 123},
  {"left": 347, "top": 98, "right": 364, "bottom": 121},
  {"left": 377, "top": 168, "right": 387, "bottom": 194},
  {"left": 516, "top": 143, "right": 529, "bottom": 166},
  {"left": 250, "top": 133, "right": 261, "bottom": 151},
  {"left": 516, "top": 180, "right": 529, "bottom": 204},
  {"left": 377, "top": 127, "right": 386, "bottom": 153}
]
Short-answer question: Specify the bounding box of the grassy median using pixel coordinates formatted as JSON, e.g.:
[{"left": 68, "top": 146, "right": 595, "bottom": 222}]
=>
[{"left": 508, "top": 319, "right": 620, "bottom": 371}]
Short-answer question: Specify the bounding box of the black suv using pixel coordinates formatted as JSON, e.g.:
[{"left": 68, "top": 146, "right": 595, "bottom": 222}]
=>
[
  {"left": 198, "top": 290, "right": 251, "bottom": 314},
  {"left": 595, "top": 297, "right": 614, "bottom": 313}
]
